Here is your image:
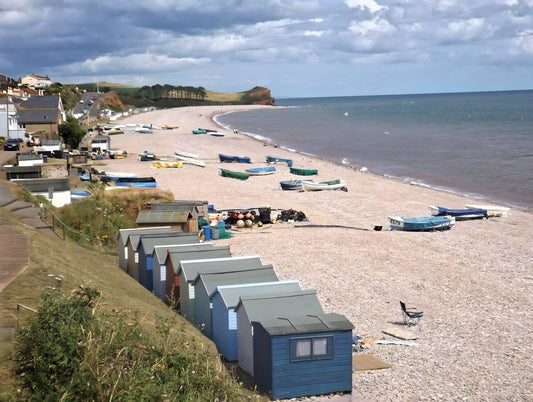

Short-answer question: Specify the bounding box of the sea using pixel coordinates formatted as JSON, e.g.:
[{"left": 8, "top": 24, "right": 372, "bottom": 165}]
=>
[{"left": 215, "top": 90, "right": 533, "bottom": 211}]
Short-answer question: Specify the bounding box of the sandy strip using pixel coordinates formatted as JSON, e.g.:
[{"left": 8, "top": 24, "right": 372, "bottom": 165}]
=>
[{"left": 98, "top": 105, "right": 532, "bottom": 401}]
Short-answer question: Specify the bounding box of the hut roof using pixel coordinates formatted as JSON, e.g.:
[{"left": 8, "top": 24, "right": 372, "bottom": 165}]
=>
[
  {"left": 11, "top": 178, "right": 70, "bottom": 192},
  {"left": 18, "top": 154, "right": 44, "bottom": 161},
  {"left": 153, "top": 242, "right": 212, "bottom": 264},
  {"left": 139, "top": 233, "right": 199, "bottom": 255},
  {"left": 118, "top": 226, "right": 172, "bottom": 243},
  {"left": 192, "top": 266, "right": 278, "bottom": 296},
  {"left": 136, "top": 209, "right": 194, "bottom": 225},
  {"left": 167, "top": 247, "right": 231, "bottom": 274},
  {"left": 4, "top": 165, "right": 42, "bottom": 173},
  {"left": 126, "top": 229, "right": 182, "bottom": 251},
  {"left": 235, "top": 290, "right": 324, "bottom": 319},
  {"left": 213, "top": 280, "right": 301, "bottom": 308},
  {"left": 179, "top": 255, "right": 264, "bottom": 281},
  {"left": 254, "top": 313, "right": 354, "bottom": 336}
]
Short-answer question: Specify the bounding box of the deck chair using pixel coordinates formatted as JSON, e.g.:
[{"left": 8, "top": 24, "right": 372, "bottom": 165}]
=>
[{"left": 400, "top": 301, "right": 423, "bottom": 327}]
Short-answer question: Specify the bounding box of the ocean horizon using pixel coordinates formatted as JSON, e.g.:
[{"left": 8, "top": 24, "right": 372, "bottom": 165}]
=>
[{"left": 215, "top": 89, "right": 533, "bottom": 211}]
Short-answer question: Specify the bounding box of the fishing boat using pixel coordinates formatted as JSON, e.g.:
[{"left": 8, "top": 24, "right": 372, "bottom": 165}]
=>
[
  {"left": 301, "top": 179, "right": 348, "bottom": 192},
  {"left": 192, "top": 129, "right": 207, "bottom": 134},
  {"left": 71, "top": 189, "right": 91, "bottom": 201},
  {"left": 174, "top": 150, "right": 200, "bottom": 159},
  {"left": 266, "top": 155, "right": 293, "bottom": 167},
  {"left": 219, "top": 154, "right": 252, "bottom": 163},
  {"left": 198, "top": 128, "right": 217, "bottom": 132},
  {"left": 101, "top": 172, "right": 137, "bottom": 181},
  {"left": 165, "top": 124, "right": 179, "bottom": 129},
  {"left": 219, "top": 168, "right": 249, "bottom": 181},
  {"left": 209, "top": 132, "right": 225, "bottom": 137},
  {"left": 465, "top": 204, "right": 510, "bottom": 217},
  {"left": 280, "top": 179, "right": 312, "bottom": 191},
  {"left": 245, "top": 166, "right": 276, "bottom": 176},
  {"left": 179, "top": 157, "right": 206, "bottom": 167},
  {"left": 388, "top": 215, "right": 455, "bottom": 231},
  {"left": 134, "top": 127, "right": 153, "bottom": 134},
  {"left": 140, "top": 153, "right": 157, "bottom": 161},
  {"left": 114, "top": 177, "right": 157, "bottom": 187},
  {"left": 108, "top": 129, "right": 124, "bottom": 135},
  {"left": 289, "top": 167, "right": 318, "bottom": 175},
  {"left": 429, "top": 206, "right": 488, "bottom": 220}
]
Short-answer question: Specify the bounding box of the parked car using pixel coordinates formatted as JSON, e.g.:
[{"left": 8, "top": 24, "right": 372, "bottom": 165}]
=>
[{"left": 4, "top": 138, "right": 20, "bottom": 151}]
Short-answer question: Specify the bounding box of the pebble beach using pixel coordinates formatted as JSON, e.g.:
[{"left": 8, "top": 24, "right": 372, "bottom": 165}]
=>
[{"left": 98, "top": 105, "right": 532, "bottom": 401}]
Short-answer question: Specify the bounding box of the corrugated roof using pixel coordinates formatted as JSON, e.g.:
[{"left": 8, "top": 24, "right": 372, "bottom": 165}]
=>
[
  {"left": 128, "top": 230, "right": 190, "bottom": 251},
  {"left": 167, "top": 247, "right": 231, "bottom": 273},
  {"left": 235, "top": 290, "right": 324, "bottom": 319},
  {"left": 213, "top": 280, "right": 301, "bottom": 308},
  {"left": 193, "top": 266, "right": 278, "bottom": 296},
  {"left": 153, "top": 242, "right": 213, "bottom": 264},
  {"left": 180, "top": 255, "right": 264, "bottom": 281},
  {"left": 151, "top": 201, "right": 207, "bottom": 212},
  {"left": 41, "top": 139, "right": 61, "bottom": 146},
  {"left": 254, "top": 313, "right": 354, "bottom": 336},
  {"left": 136, "top": 209, "right": 194, "bottom": 224},
  {"left": 11, "top": 178, "right": 70, "bottom": 192},
  {"left": 18, "top": 154, "right": 43, "bottom": 161},
  {"left": 139, "top": 233, "right": 200, "bottom": 255},
  {"left": 4, "top": 165, "right": 42, "bottom": 173},
  {"left": 118, "top": 226, "right": 171, "bottom": 243}
]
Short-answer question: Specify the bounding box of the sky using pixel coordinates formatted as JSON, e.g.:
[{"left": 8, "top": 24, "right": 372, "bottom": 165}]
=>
[{"left": 1, "top": 0, "right": 532, "bottom": 98}]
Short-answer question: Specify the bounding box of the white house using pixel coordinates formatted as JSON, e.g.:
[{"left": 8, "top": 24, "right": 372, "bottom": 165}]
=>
[
  {"left": 11, "top": 178, "right": 71, "bottom": 207},
  {"left": 0, "top": 97, "right": 26, "bottom": 141},
  {"left": 19, "top": 74, "right": 52, "bottom": 89}
]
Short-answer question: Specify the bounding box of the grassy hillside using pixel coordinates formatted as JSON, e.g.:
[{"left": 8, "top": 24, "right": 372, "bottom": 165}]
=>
[{"left": 0, "top": 206, "right": 265, "bottom": 400}]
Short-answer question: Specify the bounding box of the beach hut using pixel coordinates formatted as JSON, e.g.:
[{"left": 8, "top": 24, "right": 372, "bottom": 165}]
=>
[
  {"left": 251, "top": 313, "right": 354, "bottom": 400},
  {"left": 191, "top": 266, "right": 279, "bottom": 338},
  {"left": 118, "top": 227, "right": 171, "bottom": 271},
  {"left": 210, "top": 280, "right": 301, "bottom": 362},
  {"left": 11, "top": 178, "right": 71, "bottom": 207},
  {"left": 235, "top": 290, "right": 324, "bottom": 377},
  {"left": 4, "top": 165, "right": 43, "bottom": 180},
  {"left": 136, "top": 209, "right": 197, "bottom": 232},
  {"left": 151, "top": 242, "right": 213, "bottom": 302},
  {"left": 177, "top": 256, "right": 265, "bottom": 322},
  {"left": 125, "top": 230, "right": 180, "bottom": 280},
  {"left": 150, "top": 200, "right": 209, "bottom": 221},
  {"left": 137, "top": 232, "right": 200, "bottom": 291},
  {"left": 164, "top": 246, "right": 231, "bottom": 308}
]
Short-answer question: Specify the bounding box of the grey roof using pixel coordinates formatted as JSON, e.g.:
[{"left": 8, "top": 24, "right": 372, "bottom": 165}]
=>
[
  {"left": 235, "top": 290, "right": 324, "bottom": 319},
  {"left": 18, "top": 95, "right": 60, "bottom": 109},
  {"left": 11, "top": 178, "right": 70, "bottom": 192},
  {"left": 92, "top": 136, "right": 109, "bottom": 142},
  {"left": 213, "top": 280, "right": 301, "bottom": 308},
  {"left": 139, "top": 233, "right": 200, "bottom": 255},
  {"left": 118, "top": 226, "right": 171, "bottom": 243},
  {"left": 41, "top": 139, "right": 61, "bottom": 146},
  {"left": 180, "top": 255, "right": 264, "bottom": 282},
  {"left": 193, "top": 266, "right": 278, "bottom": 296},
  {"left": 17, "top": 109, "right": 59, "bottom": 124},
  {"left": 153, "top": 242, "right": 213, "bottom": 264},
  {"left": 167, "top": 247, "right": 231, "bottom": 274},
  {"left": 254, "top": 313, "right": 354, "bottom": 336},
  {"left": 18, "top": 154, "right": 43, "bottom": 161},
  {"left": 151, "top": 201, "right": 207, "bottom": 212},
  {"left": 4, "top": 165, "right": 42, "bottom": 173},
  {"left": 136, "top": 209, "right": 194, "bottom": 224},
  {"left": 128, "top": 230, "right": 192, "bottom": 251}
]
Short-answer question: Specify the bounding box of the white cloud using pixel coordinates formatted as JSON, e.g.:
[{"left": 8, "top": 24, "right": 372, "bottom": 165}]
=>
[{"left": 344, "top": 0, "right": 387, "bottom": 13}]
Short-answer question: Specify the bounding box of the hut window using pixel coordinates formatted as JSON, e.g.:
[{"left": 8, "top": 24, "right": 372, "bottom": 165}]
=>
[{"left": 290, "top": 336, "right": 333, "bottom": 362}]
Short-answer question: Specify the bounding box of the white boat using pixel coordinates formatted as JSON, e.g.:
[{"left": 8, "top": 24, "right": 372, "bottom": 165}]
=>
[
  {"left": 465, "top": 204, "right": 510, "bottom": 217},
  {"left": 388, "top": 215, "right": 455, "bottom": 231},
  {"left": 174, "top": 150, "right": 199, "bottom": 159},
  {"left": 244, "top": 166, "right": 276, "bottom": 176},
  {"left": 179, "top": 157, "right": 206, "bottom": 167},
  {"left": 301, "top": 179, "right": 348, "bottom": 192}
]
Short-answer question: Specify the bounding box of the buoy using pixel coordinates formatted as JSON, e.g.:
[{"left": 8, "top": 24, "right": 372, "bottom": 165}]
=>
[
  {"left": 258, "top": 222, "right": 263, "bottom": 227},
  {"left": 245, "top": 219, "right": 253, "bottom": 227},
  {"left": 236, "top": 220, "right": 245, "bottom": 228},
  {"left": 238, "top": 213, "right": 244, "bottom": 220}
]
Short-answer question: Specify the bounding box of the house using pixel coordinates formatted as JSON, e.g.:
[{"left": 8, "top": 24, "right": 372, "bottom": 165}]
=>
[
  {"left": 0, "top": 96, "right": 26, "bottom": 140},
  {"left": 164, "top": 246, "right": 231, "bottom": 309},
  {"left": 177, "top": 256, "right": 265, "bottom": 322},
  {"left": 90, "top": 136, "right": 110, "bottom": 152},
  {"left": 251, "top": 313, "right": 354, "bottom": 400},
  {"left": 124, "top": 228, "right": 178, "bottom": 278},
  {"left": 136, "top": 209, "right": 197, "bottom": 232},
  {"left": 137, "top": 233, "right": 199, "bottom": 291},
  {"left": 117, "top": 227, "right": 171, "bottom": 271},
  {"left": 191, "top": 266, "right": 279, "bottom": 338},
  {"left": 16, "top": 95, "right": 66, "bottom": 142},
  {"left": 235, "top": 290, "right": 324, "bottom": 377},
  {"left": 11, "top": 178, "right": 70, "bottom": 207},
  {"left": 18, "top": 73, "right": 52, "bottom": 89},
  {"left": 152, "top": 242, "right": 212, "bottom": 302},
  {"left": 17, "top": 154, "right": 45, "bottom": 167},
  {"left": 4, "top": 165, "right": 42, "bottom": 180},
  {"left": 34, "top": 139, "right": 62, "bottom": 154},
  {"left": 210, "top": 281, "right": 301, "bottom": 362}
]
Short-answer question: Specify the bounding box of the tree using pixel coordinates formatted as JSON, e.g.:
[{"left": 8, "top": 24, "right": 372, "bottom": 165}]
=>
[{"left": 59, "top": 115, "right": 86, "bottom": 149}]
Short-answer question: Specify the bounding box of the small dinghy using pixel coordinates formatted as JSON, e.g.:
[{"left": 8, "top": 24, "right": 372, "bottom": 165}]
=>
[
  {"left": 245, "top": 166, "right": 276, "bottom": 176},
  {"left": 429, "top": 206, "right": 488, "bottom": 220},
  {"left": 192, "top": 129, "right": 207, "bottom": 134},
  {"left": 71, "top": 189, "right": 91, "bottom": 201},
  {"left": 266, "top": 155, "right": 293, "bottom": 167},
  {"left": 174, "top": 150, "right": 200, "bottom": 159},
  {"left": 219, "top": 168, "right": 249, "bottom": 181},
  {"left": 465, "top": 204, "right": 510, "bottom": 217},
  {"left": 114, "top": 177, "right": 157, "bottom": 187},
  {"left": 301, "top": 179, "right": 347, "bottom": 192},
  {"left": 388, "top": 215, "right": 455, "bottom": 231},
  {"left": 289, "top": 167, "right": 318, "bottom": 176},
  {"left": 219, "top": 153, "right": 252, "bottom": 163},
  {"left": 280, "top": 179, "right": 312, "bottom": 190}
]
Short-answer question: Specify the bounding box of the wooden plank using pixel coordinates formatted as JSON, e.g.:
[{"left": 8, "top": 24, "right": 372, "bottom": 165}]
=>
[{"left": 352, "top": 354, "right": 391, "bottom": 372}]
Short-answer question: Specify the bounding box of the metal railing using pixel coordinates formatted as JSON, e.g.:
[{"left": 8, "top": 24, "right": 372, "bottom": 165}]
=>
[{"left": 40, "top": 206, "right": 108, "bottom": 255}]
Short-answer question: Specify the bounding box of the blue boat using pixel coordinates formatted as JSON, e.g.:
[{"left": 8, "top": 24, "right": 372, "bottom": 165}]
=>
[
  {"left": 244, "top": 166, "right": 276, "bottom": 175},
  {"left": 279, "top": 179, "right": 312, "bottom": 190},
  {"left": 219, "top": 153, "right": 252, "bottom": 163},
  {"left": 114, "top": 177, "right": 156, "bottom": 187},
  {"left": 71, "top": 189, "right": 91, "bottom": 201},
  {"left": 429, "top": 206, "right": 488, "bottom": 220},
  {"left": 388, "top": 215, "right": 455, "bottom": 231},
  {"left": 266, "top": 155, "right": 293, "bottom": 167}
]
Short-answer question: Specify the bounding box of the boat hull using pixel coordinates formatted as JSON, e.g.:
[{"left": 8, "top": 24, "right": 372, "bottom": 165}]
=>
[
  {"left": 301, "top": 179, "right": 347, "bottom": 191},
  {"left": 219, "top": 168, "right": 249, "bottom": 180},
  {"left": 429, "top": 206, "right": 488, "bottom": 220},
  {"left": 174, "top": 150, "right": 200, "bottom": 159},
  {"left": 266, "top": 155, "right": 293, "bottom": 167},
  {"left": 245, "top": 166, "right": 276, "bottom": 175},
  {"left": 290, "top": 167, "right": 318, "bottom": 175},
  {"left": 114, "top": 177, "right": 156, "bottom": 187},
  {"left": 465, "top": 204, "right": 510, "bottom": 217},
  {"left": 219, "top": 154, "right": 252, "bottom": 163},
  {"left": 388, "top": 215, "right": 455, "bottom": 231},
  {"left": 280, "top": 179, "right": 312, "bottom": 190}
]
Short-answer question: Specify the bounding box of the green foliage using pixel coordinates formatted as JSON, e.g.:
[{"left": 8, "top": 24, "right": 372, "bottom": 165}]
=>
[
  {"left": 58, "top": 116, "right": 86, "bottom": 149},
  {"left": 16, "top": 285, "right": 249, "bottom": 401},
  {"left": 45, "top": 82, "right": 80, "bottom": 111}
]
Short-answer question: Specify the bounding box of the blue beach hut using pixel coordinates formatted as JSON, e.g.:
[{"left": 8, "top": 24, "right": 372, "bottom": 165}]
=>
[
  {"left": 251, "top": 313, "right": 354, "bottom": 400},
  {"left": 118, "top": 227, "right": 171, "bottom": 271},
  {"left": 210, "top": 280, "right": 301, "bottom": 362},
  {"left": 192, "top": 267, "right": 279, "bottom": 338}
]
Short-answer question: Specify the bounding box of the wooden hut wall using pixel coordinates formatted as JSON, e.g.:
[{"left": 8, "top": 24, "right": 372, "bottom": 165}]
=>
[{"left": 252, "top": 326, "right": 353, "bottom": 400}]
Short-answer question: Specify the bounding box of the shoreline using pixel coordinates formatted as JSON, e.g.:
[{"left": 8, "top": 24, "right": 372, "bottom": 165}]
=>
[{"left": 100, "top": 105, "right": 532, "bottom": 401}]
